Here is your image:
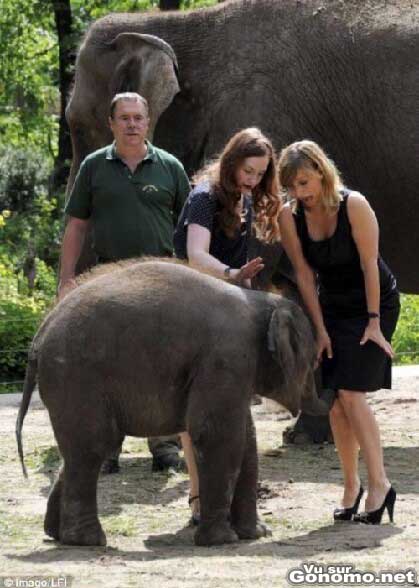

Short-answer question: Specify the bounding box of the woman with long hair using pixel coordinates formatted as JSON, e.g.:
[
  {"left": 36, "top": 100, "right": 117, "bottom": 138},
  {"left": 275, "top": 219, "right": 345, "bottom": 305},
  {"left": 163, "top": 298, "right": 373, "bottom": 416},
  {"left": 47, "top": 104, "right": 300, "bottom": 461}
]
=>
[
  {"left": 277, "top": 140, "right": 400, "bottom": 525},
  {"left": 174, "top": 127, "right": 282, "bottom": 524}
]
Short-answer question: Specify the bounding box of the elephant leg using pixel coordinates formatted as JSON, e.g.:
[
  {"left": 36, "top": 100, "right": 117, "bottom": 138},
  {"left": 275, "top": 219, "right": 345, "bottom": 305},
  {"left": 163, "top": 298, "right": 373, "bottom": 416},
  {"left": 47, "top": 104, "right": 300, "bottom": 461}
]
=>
[
  {"left": 190, "top": 382, "right": 248, "bottom": 546},
  {"left": 102, "top": 440, "right": 123, "bottom": 474},
  {"left": 193, "top": 441, "right": 242, "bottom": 547},
  {"left": 230, "top": 410, "right": 270, "bottom": 540},
  {"left": 59, "top": 456, "right": 106, "bottom": 546},
  {"left": 44, "top": 467, "right": 64, "bottom": 540}
]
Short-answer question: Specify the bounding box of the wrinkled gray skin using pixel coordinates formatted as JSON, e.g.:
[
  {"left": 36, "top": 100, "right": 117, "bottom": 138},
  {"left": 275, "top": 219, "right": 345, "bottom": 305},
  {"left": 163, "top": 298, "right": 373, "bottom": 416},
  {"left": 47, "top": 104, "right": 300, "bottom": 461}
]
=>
[
  {"left": 68, "top": 0, "right": 419, "bottom": 293},
  {"left": 16, "top": 261, "right": 327, "bottom": 547},
  {"left": 66, "top": 32, "right": 179, "bottom": 190}
]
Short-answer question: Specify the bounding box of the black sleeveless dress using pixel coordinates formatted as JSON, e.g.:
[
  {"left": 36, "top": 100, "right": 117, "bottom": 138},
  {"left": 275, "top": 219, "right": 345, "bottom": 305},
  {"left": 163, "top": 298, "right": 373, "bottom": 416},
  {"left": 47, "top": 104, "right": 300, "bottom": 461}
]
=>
[{"left": 295, "top": 190, "right": 400, "bottom": 392}]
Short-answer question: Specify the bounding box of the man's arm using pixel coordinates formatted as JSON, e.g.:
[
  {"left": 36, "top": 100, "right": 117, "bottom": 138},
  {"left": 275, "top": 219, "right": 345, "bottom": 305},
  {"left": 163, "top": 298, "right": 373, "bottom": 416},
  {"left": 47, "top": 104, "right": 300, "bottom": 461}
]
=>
[
  {"left": 173, "top": 163, "right": 191, "bottom": 225},
  {"left": 58, "top": 216, "right": 90, "bottom": 300}
]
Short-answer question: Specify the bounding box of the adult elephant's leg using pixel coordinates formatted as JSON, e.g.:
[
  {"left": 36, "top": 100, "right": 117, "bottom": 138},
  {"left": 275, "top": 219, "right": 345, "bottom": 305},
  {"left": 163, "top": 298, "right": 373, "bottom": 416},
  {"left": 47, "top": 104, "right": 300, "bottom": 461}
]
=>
[
  {"left": 59, "top": 454, "right": 106, "bottom": 546},
  {"left": 44, "top": 467, "right": 64, "bottom": 540},
  {"left": 102, "top": 440, "right": 123, "bottom": 474},
  {"left": 230, "top": 410, "right": 270, "bottom": 540},
  {"left": 190, "top": 376, "right": 249, "bottom": 546},
  {"left": 148, "top": 434, "right": 181, "bottom": 471}
]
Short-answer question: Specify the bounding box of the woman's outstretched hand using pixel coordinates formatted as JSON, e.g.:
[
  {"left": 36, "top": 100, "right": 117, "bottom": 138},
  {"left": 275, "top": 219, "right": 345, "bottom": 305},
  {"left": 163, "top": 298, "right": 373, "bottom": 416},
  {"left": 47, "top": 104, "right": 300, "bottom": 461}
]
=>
[
  {"left": 360, "top": 322, "right": 395, "bottom": 358},
  {"left": 233, "top": 257, "right": 264, "bottom": 284}
]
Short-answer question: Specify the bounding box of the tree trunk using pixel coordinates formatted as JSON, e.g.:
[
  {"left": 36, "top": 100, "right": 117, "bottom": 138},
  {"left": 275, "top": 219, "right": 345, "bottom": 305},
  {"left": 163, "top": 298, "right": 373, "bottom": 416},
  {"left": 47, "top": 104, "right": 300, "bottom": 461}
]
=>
[
  {"left": 50, "top": 0, "right": 75, "bottom": 192},
  {"left": 159, "top": 0, "right": 181, "bottom": 10}
]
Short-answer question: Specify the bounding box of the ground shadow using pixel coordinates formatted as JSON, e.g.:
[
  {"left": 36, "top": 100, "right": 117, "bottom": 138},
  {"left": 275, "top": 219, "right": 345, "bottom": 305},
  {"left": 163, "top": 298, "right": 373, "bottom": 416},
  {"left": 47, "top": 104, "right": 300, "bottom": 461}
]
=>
[
  {"left": 37, "top": 454, "right": 191, "bottom": 520},
  {"left": 259, "top": 444, "right": 419, "bottom": 493},
  {"left": 6, "top": 521, "right": 401, "bottom": 564}
]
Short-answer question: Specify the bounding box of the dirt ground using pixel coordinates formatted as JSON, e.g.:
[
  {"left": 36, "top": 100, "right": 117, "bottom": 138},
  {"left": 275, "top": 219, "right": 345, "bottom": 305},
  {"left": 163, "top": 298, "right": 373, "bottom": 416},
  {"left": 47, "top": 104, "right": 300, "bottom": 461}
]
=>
[{"left": 0, "top": 366, "right": 418, "bottom": 588}]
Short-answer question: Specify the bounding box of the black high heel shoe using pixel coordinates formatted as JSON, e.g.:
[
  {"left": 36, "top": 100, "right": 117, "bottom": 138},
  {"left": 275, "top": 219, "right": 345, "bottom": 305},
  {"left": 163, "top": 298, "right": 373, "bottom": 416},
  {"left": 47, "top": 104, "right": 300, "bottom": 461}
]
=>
[
  {"left": 353, "top": 486, "right": 396, "bottom": 525},
  {"left": 333, "top": 486, "right": 364, "bottom": 521}
]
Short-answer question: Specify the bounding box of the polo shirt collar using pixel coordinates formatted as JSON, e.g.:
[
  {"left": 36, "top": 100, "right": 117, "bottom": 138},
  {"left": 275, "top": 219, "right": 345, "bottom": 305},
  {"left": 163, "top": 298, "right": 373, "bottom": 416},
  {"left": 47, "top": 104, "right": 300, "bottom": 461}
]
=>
[{"left": 105, "top": 141, "right": 157, "bottom": 163}]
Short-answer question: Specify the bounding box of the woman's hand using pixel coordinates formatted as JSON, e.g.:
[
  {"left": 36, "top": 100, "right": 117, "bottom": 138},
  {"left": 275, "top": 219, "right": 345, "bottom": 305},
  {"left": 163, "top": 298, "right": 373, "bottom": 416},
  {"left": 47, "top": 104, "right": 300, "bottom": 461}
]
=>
[
  {"left": 232, "top": 257, "right": 264, "bottom": 284},
  {"left": 360, "top": 320, "right": 395, "bottom": 358},
  {"left": 316, "top": 327, "right": 333, "bottom": 364}
]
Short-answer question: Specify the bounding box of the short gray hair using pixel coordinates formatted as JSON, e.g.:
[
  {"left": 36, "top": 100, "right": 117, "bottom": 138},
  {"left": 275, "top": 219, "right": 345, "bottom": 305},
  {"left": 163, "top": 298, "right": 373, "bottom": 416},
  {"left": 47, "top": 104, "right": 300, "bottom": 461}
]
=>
[{"left": 109, "top": 92, "right": 149, "bottom": 118}]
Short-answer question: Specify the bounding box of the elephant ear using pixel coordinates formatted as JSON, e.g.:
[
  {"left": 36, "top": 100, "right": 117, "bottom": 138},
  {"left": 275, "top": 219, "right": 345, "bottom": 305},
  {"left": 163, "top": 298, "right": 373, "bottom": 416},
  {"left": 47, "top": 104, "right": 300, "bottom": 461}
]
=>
[
  {"left": 110, "top": 32, "right": 178, "bottom": 72},
  {"left": 267, "top": 303, "right": 329, "bottom": 417},
  {"left": 106, "top": 32, "right": 180, "bottom": 138},
  {"left": 267, "top": 306, "right": 299, "bottom": 388}
]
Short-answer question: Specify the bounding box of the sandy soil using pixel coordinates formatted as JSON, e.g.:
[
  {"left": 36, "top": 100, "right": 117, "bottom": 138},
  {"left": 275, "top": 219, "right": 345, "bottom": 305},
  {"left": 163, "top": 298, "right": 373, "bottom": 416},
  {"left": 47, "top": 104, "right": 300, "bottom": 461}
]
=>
[{"left": 0, "top": 366, "right": 418, "bottom": 588}]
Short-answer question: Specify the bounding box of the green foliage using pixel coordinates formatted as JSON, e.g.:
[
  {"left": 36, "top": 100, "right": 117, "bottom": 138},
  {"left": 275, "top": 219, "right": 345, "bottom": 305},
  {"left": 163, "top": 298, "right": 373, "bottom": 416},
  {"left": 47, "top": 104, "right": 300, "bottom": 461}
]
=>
[
  {"left": 393, "top": 295, "right": 419, "bottom": 365},
  {"left": 182, "top": 0, "right": 219, "bottom": 8},
  {"left": 0, "top": 0, "right": 59, "bottom": 153},
  {"left": 0, "top": 147, "right": 63, "bottom": 269},
  {"left": 0, "top": 147, "right": 51, "bottom": 212},
  {"left": 25, "top": 445, "right": 61, "bottom": 471},
  {"left": 71, "top": 0, "right": 218, "bottom": 23},
  {"left": 0, "top": 259, "right": 54, "bottom": 390}
]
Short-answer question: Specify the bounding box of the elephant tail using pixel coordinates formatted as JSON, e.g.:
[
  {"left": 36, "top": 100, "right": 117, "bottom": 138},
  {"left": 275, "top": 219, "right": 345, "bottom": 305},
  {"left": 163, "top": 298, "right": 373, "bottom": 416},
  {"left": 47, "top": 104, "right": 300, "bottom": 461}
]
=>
[{"left": 15, "top": 357, "right": 38, "bottom": 478}]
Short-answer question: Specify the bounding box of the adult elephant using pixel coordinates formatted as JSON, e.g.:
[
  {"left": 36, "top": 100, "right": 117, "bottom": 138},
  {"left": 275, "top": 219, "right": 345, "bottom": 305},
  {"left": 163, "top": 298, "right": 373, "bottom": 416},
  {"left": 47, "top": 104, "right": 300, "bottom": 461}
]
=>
[{"left": 67, "top": 0, "right": 419, "bottom": 293}]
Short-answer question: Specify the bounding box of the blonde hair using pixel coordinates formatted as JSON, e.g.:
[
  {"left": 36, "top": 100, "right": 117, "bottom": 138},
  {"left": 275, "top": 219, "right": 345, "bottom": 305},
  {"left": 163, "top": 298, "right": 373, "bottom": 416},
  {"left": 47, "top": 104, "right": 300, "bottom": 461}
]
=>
[
  {"left": 193, "top": 128, "right": 282, "bottom": 243},
  {"left": 278, "top": 140, "right": 343, "bottom": 214}
]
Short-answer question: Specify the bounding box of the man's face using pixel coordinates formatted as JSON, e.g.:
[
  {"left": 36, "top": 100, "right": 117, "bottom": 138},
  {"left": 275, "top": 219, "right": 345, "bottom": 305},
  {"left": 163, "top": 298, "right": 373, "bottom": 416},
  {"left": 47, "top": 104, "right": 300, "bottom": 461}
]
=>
[{"left": 109, "top": 99, "right": 149, "bottom": 149}]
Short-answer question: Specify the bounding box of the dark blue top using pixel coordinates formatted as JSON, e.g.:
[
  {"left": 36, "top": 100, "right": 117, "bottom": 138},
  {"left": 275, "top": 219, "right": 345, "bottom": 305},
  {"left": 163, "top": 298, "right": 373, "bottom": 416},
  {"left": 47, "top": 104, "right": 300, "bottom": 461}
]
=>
[
  {"left": 174, "top": 182, "right": 252, "bottom": 268},
  {"left": 294, "top": 190, "right": 398, "bottom": 318}
]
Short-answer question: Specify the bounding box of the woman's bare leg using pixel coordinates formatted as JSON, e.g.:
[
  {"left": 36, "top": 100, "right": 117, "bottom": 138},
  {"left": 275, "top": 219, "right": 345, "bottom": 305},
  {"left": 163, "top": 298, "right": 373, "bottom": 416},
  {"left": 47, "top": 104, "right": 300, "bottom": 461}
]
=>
[
  {"left": 180, "top": 432, "right": 200, "bottom": 518},
  {"left": 338, "top": 391, "right": 390, "bottom": 511},
  {"left": 329, "top": 396, "right": 361, "bottom": 506}
]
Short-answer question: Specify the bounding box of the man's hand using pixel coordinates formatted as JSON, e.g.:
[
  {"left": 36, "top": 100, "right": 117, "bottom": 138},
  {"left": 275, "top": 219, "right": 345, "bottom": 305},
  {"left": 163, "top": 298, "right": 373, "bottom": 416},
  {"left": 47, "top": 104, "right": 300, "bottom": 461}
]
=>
[
  {"left": 57, "top": 277, "right": 78, "bottom": 301},
  {"left": 58, "top": 216, "right": 89, "bottom": 300}
]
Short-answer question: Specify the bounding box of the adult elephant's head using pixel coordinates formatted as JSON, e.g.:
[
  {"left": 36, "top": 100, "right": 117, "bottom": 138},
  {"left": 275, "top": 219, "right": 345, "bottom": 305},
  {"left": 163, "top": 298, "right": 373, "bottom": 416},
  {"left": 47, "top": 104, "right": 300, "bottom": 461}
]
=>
[
  {"left": 108, "top": 33, "right": 179, "bottom": 135},
  {"left": 66, "top": 32, "right": 179, "bottom": 187}
]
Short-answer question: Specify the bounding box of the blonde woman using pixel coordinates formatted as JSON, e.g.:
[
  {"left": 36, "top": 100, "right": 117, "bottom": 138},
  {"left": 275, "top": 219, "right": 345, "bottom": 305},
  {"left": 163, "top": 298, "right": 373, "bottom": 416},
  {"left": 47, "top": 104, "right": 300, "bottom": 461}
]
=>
[
  {"left": 277, "top": 140, "right": 400, "bottom": 525},
  {"left": 174, "top": 127, "right": 282, "bottom": 524}
]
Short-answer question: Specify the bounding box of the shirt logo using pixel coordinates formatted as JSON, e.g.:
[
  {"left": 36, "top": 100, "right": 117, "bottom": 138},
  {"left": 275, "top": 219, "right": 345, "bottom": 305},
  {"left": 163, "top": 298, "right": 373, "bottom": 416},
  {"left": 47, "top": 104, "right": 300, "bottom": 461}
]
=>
[{"left": 142, "top": 184, "right": 159, "bottom": 193}]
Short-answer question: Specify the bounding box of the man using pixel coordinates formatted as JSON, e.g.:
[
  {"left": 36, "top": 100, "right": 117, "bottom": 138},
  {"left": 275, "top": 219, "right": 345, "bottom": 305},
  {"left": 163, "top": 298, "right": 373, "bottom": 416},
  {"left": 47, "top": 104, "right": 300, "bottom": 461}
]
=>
[{"left": 59, "top": 92, "right": 190, "bottom": 473}]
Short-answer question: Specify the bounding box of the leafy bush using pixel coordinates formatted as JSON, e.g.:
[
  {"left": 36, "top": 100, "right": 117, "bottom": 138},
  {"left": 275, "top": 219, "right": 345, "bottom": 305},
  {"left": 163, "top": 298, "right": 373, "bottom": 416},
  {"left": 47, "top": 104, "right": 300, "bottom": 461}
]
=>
[
  {"left": 393, "top": 295, "right": 419, "bottom": 365},
  {"left": 0, "top": 147, "right": 51, "bottom": 212},
  {"left": 0, "top": 147, "right": 63, "bottom": 271},
  {"left": 0, "top": 259, "right": 54, "bottom": 391}
]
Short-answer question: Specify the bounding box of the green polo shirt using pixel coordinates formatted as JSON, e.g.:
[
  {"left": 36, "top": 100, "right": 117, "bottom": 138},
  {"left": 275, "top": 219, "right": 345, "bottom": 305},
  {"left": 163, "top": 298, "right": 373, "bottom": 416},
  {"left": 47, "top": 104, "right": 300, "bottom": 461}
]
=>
[{"left": 65, "top": 141, "right": 190, "bottom": 260}]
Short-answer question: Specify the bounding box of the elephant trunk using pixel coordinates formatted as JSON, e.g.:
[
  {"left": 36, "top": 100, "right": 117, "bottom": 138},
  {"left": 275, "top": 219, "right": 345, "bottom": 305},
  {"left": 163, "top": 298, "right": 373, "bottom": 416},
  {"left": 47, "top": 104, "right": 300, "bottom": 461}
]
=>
[{"left": 300, "top": 371, "right": 331, "bottom": 416}]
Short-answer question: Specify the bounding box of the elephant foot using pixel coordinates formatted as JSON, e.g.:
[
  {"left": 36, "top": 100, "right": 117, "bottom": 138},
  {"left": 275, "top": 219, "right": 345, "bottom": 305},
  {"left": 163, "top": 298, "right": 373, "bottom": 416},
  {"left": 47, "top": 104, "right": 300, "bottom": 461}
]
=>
[
  {"left": 101, "top": 458, "right": 120, "bottom": 474},
  {"left": 60, "top": 522, "right": 106, "bottom": 546},
  {"left": 44, "top": 510, "right": 60, "bottom": 541},
  {"left": 233, "top": 519, "right": 272, "bottom": 541},
  {"left": 44, "top": 521, "right": 60, "bottom": 541},
  {"left": 194, "top": 521, "right": 238, "bottom": 546}
]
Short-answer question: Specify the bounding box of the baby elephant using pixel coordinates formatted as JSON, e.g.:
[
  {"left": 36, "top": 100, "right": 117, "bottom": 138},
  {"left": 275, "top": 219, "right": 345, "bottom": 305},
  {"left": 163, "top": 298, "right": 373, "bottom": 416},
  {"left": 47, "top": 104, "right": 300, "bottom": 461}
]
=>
[{"left": 16, "top": 260, "right": 327, "bottom": 547}]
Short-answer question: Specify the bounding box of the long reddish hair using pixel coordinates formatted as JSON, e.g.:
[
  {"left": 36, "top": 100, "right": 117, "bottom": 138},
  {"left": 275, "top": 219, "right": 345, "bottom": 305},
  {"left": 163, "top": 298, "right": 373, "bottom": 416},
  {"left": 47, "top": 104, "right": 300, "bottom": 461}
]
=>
[{"left": 193, "top": 128, "right": 281, "bottom": 242}]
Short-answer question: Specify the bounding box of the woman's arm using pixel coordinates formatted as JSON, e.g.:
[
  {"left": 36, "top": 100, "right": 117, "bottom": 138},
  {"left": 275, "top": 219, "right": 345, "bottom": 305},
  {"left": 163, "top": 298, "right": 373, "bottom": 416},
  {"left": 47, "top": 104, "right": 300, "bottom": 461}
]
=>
[
  {"left": 187, "top": 224, "right": 263, "bottom": 285},
  {"left": 278, "top": 205, "right": 332, "bottom": 360},
  {"left": 347, "top": 193, "right": 394, "bottom": 357}
]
